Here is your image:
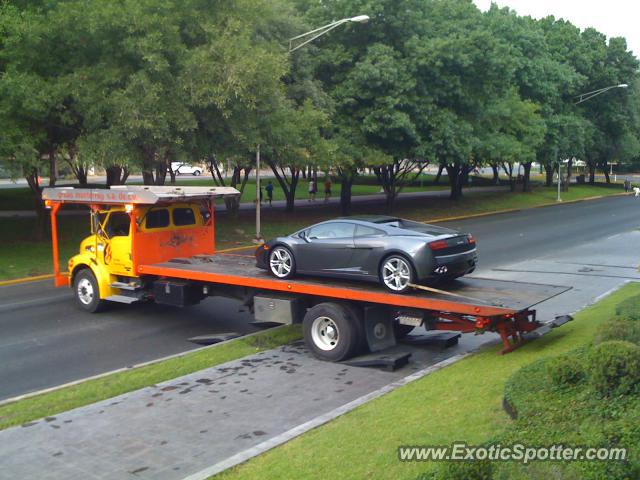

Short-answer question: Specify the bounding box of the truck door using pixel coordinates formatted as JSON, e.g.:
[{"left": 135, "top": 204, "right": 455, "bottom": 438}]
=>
[{"left": 104, "top": 211, "right": 133, "bottom": 276}]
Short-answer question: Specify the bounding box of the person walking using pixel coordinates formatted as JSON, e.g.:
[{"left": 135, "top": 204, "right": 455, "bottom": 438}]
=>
[
  {"left": 265, "top": 180, "right": 274, "bottom": 207},
  {"left": 624, "top": 178, "right": 631, "bottom": 193},
  {"left": 308, "top": 178, "right": 317, "bottom": 202},
  {"left": 324, "top": 177, "right": 332, "bottom": 203}
]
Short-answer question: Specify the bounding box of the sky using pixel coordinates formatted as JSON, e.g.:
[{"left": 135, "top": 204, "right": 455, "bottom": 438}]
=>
[{"left": 473, "top": 0, "right": 640, "bottom": 57}]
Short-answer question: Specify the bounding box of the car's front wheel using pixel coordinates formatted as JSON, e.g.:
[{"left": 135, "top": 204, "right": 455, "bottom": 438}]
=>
[
  {"left": 268, "top": 245, "right": 296, "bottom": 279},
  {"left": 192, "top": 170, "right": 201, "bottom": 176},
  {"left": 380, "top": 255, "right": 414, "bottom": 293}
]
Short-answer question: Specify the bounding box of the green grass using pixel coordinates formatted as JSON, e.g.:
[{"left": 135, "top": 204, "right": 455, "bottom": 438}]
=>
[
  {"left": 0, "top": 183, "right": 626, "bottom": 280},
  {"left": 0, "top": 324, "right": 302, "bottom": 431},
  {"left": 215, "top": 283, "right": 640, "bottom": 480}
]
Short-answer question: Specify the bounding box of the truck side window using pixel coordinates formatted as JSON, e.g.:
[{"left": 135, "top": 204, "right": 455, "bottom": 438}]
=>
[
  {"left": 146, "top": 209, "right": 170, "bottom": 229},
  {"left": 173, "top": 207, "right": 196, "bottom": 226},
  {"left": 106, "top": 212, "right": 130, "bottom": 237}
]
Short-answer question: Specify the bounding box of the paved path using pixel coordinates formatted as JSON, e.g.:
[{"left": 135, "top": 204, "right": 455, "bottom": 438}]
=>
[
  {"left": 1, "top": 230, "right": 639, "bottom": 479},
  {"left": 0, "top": 186, "right": 506, "bottom": 217}
]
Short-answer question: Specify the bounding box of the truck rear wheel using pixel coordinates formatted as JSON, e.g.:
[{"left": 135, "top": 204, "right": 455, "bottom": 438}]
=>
[
  {"left": 303, "top": 303, "right": 361, "bottom": 362},
  {"left": 73, "top": 269, "right": 106, "bottom": 313}
]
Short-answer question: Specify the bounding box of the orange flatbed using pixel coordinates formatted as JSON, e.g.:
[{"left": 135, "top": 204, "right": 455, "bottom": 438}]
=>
[{"left": 138, "top": 252, "right": 570, "bottom": 318}]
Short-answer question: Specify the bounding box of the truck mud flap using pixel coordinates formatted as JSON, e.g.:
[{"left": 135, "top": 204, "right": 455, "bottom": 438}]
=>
[
  {"left": 342, "top": 351, "right": 411, "bottom": 372},
  {"left": 400, "top": 332, "right": 461, "bottom": 349}
]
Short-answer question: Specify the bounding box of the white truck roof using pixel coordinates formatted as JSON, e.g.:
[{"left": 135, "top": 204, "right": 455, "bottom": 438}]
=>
[{"left": 42, "top": 185, "right": 240, "bottom": 205}]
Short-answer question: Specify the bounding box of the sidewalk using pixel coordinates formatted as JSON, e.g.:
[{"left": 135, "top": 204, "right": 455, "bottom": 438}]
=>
[{"left": 0, "top": 186, "right": 506, "bottom": 218}]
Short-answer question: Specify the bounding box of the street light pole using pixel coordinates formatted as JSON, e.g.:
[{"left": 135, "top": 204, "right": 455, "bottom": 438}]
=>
[
  {"left": 253, "top": 14, "right": 370, "bottom": 242},
  {"left": 255, "top": 144, "right": 261, "bottom": 242},
  {"left": 574, "top": 83, "right": 628, "bottom": 104},
  {"left": 288, "top": 15, "right": 370, "bottom": 53},
  {"left": 557, "top": 159, "right": 562, "bottom": 202}
]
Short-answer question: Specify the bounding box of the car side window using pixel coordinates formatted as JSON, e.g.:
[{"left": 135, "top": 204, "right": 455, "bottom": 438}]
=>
[
  {"left": 355, "top": 225, "right": 385, "bottom": 237},
  {"left": 308, "top": 222, "right": 355, "bottom": 240},
  {"left": 106, "top": 212, "right": 130, "bottom": 237},
  {"left": 145, "top": 209, "right": 170, "bottom": 229},
  {"left": 173, "top": 207, "right": 196, "bottom": 226}
]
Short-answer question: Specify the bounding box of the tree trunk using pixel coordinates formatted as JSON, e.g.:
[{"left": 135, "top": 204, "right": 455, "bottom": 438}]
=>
[
  {"left": 106, "top": 165, "right": 129, "bottom": 186},
  {"left": 339, "top": 176, "right": 353, "bottom": 216},
  {"left": 445, "top": 164, "right": 462, "bottom": 200},
  {"left": 588, "top": 163, "right": 596, "bottom": 184},
  {"left": 491, "top": 163, "right": 499, "bottom": 185},
  {"left": 25, "top": 168, "right": 47, "bottom": 240},
  {"left": 48, "top": 149, "right": 57, "bottom": 187},
  {"left": 544, "top": 163, "right": 554, "bottom": 187},
  {"left": 522, "top": 162, "right": 532, "bottom": 192},
  {"left": 434, "top": 164, "right": 444, "bottom": 184}
]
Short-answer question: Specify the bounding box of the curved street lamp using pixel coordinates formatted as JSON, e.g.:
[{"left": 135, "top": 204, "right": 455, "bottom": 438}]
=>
[
  {"left": 254, "top": 14, "right": 370, "bottom": 242},
  {"left": 574, "top": 83, "right": 628, "bottom": 104},
  {"left": 288, "top": 15, "right": 370, "bottom": 53},
  {"left": 555, "top": 82, "right": 630, "bottom": 202}
]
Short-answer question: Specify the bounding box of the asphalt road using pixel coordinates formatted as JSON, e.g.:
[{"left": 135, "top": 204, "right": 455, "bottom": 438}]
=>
[{"left": 1, "top": 194, "right": 639, "bottom": 401}]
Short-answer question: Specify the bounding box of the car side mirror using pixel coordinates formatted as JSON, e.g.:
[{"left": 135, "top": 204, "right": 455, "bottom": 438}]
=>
[{"left": 299, "top": 231, "right": 310, "bottom": 242}]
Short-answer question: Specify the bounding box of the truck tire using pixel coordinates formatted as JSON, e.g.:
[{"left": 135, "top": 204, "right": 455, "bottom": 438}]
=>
[
  {"left": 303, "top": 303, "right": 361, "bottom": 362},
  {"left": 73, "top": 269, "right": 106, "bottom": 313}
]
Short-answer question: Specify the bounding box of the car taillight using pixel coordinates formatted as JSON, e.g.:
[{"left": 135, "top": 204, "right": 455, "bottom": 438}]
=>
[
  {"left": 428, "top": 240, "right": 449, "bottom": 251},
  {"left": 467, "top": 234, "right": 476, "bottom": 245}
]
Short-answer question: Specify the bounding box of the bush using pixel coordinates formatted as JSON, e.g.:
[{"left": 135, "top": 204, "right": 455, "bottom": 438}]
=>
[
  {"left": 588, "top": 341, "right": 640, "bottom": 397},
  {"left": 419, "top": 459, "right": 493, "bottom": 480},
  {"left": 547, "top": 353, "right": 585, "bottom": 388},
  {"left": 595, "top": 316, "right": 640, "bottom": 346},
  {"left": 614, "top": 295, "right": 640, "bottom": 320}
]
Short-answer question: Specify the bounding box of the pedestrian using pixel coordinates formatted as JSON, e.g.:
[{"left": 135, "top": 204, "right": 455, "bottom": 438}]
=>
[
  {"left": 624, "top": 178, "right": 631, "bottom": 193},
  {"left": 308, "top": 178, "right": 317, "bottom": 202},
  {"left": 324, "top": 177, "right": 332, "bottom": 203},
  {"left": 265, "top": 180, "right": 274, "bottom": 207}
]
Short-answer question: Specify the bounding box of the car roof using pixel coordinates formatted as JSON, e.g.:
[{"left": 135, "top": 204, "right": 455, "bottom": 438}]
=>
[{"left": 337, "top": 215, "right": 400, "bottom": 224}]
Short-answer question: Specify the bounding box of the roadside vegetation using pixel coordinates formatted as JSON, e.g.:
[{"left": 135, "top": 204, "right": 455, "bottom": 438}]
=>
[
  {"left": 0, "top": 325, "right": 302, "bottom": 431},
  {"left": 1, "top": 0, "right": 638, "bottom": 233},
  {"left": 215, "top": 283, "right": 640, "bottom": 480},
  {"left": 0, "top": 183, "right": 625, "bottom": 280}
]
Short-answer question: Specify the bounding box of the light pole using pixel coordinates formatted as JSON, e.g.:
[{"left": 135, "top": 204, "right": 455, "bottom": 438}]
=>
[
  {"left": 253, "top": 14, "right": 370, "bottom": 242},
  {"left": 555, "top": 83, "right": 629, "bottom": 202},
  {"left": 574, "top": 83, "right": 628, "bottom": 104},
  {"left": 288, "top": 15, "right": 370, "bottom": 53}
]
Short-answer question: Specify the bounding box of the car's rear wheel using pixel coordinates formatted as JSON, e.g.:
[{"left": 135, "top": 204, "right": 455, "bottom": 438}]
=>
[
  {"left": 193, "top": 170, "right": 201, "bottom": 176},
  {"left": 380, "top": 255, "right": 414, "bottom": 293},
  {"left": 268, "top": 245, "right": 296, "bottom": 279}
]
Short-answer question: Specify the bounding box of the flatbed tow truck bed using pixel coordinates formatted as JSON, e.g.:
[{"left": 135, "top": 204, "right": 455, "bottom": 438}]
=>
[
  {"left": 42, "top": 185, "right": 574, "bottom": 361},
  {"left": 140, "top": 252, "right": 569, "bottom": 317}
]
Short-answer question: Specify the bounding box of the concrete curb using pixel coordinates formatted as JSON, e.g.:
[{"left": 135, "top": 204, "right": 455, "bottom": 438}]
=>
[
  {"left": 183, "top": 351, "right": 473, "bottom": 480},
  {"left": 0, "top": 325, "right": 297, "bottom": 409}
]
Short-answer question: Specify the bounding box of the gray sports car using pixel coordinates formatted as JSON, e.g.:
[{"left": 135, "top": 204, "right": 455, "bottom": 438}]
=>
[{"left": 255, "top": 216, "right": 477, "bottom": 293}]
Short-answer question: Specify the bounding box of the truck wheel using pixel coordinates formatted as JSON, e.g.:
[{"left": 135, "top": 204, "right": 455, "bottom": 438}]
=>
[
  {"left": 73, "top": 269, "right": 106, "bottom": 313},
  {"left": 303, "top": 303, "right": 361, "bottom": 362}
]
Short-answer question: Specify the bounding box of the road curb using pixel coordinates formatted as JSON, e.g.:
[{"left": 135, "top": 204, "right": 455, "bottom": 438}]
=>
[
  {"left": 0, "top": 273, "right": 56, "bottom": 287},
  {"left": 0, "top": 324, "right": 297, "bottom": 409}
]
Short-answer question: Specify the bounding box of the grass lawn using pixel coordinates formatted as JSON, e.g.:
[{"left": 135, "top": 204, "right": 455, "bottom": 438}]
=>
[
  {"left": 0, "top": 183, "right": 626, "bottom": 280},
  {"left": 215, "top": 283, "right": 640, "bottom": 480},
  {"left": 0, "top": 324, "right": 302, "bottom": 431}
]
